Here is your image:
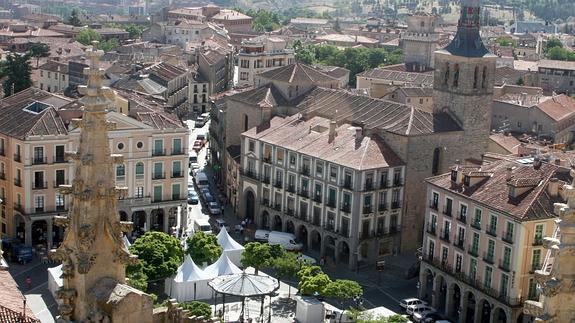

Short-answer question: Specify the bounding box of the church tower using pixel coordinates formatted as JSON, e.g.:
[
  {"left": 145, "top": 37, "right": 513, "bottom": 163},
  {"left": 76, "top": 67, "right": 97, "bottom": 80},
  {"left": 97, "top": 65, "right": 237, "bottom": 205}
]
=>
[
  {"left": 433, "top": 0, "right": 496, "bottom": 159},
  {"left": 51, "top": 44, "right": 152, "bottom": 322},
  {"left": 402, "top": 12, "right": 439, "bottom": 71}
]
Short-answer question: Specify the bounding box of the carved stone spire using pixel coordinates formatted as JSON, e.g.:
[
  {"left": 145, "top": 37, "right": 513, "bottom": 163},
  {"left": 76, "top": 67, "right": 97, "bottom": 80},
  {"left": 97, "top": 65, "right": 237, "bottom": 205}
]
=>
[
  {"left": 51, "top": 43, "right": 136, "bottom": 322},
  {"left": 524, "top": 167, "right": 575, "bottom": 322}
]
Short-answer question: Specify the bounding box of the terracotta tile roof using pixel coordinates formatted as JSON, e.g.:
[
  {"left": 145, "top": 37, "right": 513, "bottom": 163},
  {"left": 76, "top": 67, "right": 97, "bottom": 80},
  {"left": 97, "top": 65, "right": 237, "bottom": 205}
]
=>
[
  {"left": 536, "top": 94, "right": 575, "bottom": 122},
  {"left": 297, "top": 87, "right": 461, "bottom": 136},
  {"left": 228, "top": 84, "right": 287, "bottom": 107},
  {"left": 316, "top": 33, "right": 379, "bottom": 44},
  {"left": 427, "top": 159, "right": 565, "bottom": 221},
  {"left": 243, "top": 115, "right": 404, "bottom": 170},
  {"left": 398, "top": 87, "right": 433, "bottom": 97},
  {"left": 145, "top": 62, "right": 187, "bottom": 84},
  {"left": 0, "top": 270, "right": 38, "bottom": 322},
  {"left": 133, "top": 111, "right": 184, "bottom": 129},
  {"left": 489, "top": 133, "right": 521, "bottom": 154},
  {"left": 39, "top": 60, "right": 68, "bottom": 74},
  {"left": 493, "top": 66, "right": 527, "bottom": 86},
  {"left": 357, "top": 67, "right": 433, "bottom": 87},
  {"left": 0, "top": 88, "right": 71, "bottom": 139},
  {"left": 258, "top": 63, "right": 338, "bottom": 84},
  {"left": 538, "top": 59, "right": 575, "bottom": 71}
]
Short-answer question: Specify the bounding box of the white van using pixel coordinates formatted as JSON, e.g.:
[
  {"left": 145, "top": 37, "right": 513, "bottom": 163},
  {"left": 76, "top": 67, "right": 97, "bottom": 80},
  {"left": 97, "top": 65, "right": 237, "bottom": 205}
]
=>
[
  {"left": 268, "top": 231, "right": 303, "bottom": 251},
  {"left": 254, "top": 229, "right": 270, "bottom": 242},
  {"left": 194, "top": 218, "right": 212, "bottom": 235},
  {"left": 195, "top": 171, "right": 209, "bottom": 189}
]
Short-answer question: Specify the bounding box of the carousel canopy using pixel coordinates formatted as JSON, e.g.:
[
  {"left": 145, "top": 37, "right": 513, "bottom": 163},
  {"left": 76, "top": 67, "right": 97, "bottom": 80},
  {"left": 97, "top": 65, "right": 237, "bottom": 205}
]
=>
[{"left": 208, "top": 272, "right": 279, "bottom": 297}]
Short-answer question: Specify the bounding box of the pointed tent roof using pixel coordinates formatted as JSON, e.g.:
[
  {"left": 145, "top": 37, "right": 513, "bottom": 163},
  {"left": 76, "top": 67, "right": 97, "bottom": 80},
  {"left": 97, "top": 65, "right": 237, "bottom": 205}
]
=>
[
  {"left": 174, "top": 255, "right": 210, "bottom": 282},
  {"left": 217, "top": 227, "right": 245, "bottom": 252},
  {"left": 204, "top": 253, "right": 242, "bottom": 278}
]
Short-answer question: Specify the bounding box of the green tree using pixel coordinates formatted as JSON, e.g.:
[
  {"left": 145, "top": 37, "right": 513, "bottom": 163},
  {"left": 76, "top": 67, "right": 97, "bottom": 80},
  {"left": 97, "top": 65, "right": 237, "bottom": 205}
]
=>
[
  {"left": 1, "top": 53, "right": 32, "bottom": 96},
  {"left": 270, "top": 251, "right": 301, "bottom": 297},
  {"left": 323, "top": 279, "right": 363, "bottom": 314},
  {"left": 181, "top": 301, "right": 212, "bottom": 318},
  {"left": 516, "top": 78, "right": 525, "bottom": 85},
  {"left": 98, "top": 39, "right": 120, "bottom": 52},
  {"left": 186, "top": 231, "right": 222, "bottom": 266},
  {"left": 241, "top": 242, "right": 273, "bottom": 275},
  {"left": 128, "top": 231, "right": 183, "bottom": 281},
  {"left": 75, "top": 28, "right": 102, "bottom": 46},
  {"left": 545, "top": 38, "right": 563, "bottom": 53},
  {"left": 126, "top": 261, "right": 148, "bottom": 291},
  {"left": 297, "top": 265, "right": 332, "bottom": 296},
  {"left": 67, "top": 9, "right": 82, "bottom": 27},
  {"left": 27, "top": 42, "right": 50, "bottom": 68},
  {"left": 124, "top": 24, "right": 145, "bottom": 39}
]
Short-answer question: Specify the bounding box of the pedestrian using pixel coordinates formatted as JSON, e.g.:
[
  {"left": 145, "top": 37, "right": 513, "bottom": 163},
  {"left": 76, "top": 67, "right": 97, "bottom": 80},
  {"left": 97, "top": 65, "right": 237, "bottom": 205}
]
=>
[
  {"left": 239, "top": 226, "right": 244, "bottom": 236},
  {"left": 320, "top": 256, "right": 325, "bottom": 266},
  {"left": 25, "top": 276, "right": 32, "bottom": 289}
]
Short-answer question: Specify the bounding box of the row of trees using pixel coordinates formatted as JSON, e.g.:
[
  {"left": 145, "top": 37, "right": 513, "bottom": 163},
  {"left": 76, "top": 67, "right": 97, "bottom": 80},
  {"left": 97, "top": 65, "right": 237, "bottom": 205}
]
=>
[
  {"left": 545, "top": 37, "right": 575, "bottom": 61},
  {"left": 294, "top": 42, "right": 403, "bottom": 86},
  {"left": 235, "top": 8, "right": 332, "bottom": 32}
]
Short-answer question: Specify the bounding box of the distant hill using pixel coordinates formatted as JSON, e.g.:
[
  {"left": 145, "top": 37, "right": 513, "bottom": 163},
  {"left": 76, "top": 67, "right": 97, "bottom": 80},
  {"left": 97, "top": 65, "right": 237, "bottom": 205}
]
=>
[{"left": 485, "top": 0, "right": 575, "bottom": 22}]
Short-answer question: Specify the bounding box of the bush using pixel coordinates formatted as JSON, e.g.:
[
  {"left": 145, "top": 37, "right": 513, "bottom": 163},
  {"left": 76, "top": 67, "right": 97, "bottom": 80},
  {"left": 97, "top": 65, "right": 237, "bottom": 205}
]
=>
[{"left": 181, "top": 301, "right": 212, "bottom": 318}]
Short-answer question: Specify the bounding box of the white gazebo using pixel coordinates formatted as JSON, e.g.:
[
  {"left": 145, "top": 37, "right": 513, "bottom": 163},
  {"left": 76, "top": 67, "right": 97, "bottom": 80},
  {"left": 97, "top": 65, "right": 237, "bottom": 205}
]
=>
[
  {"left": 216, "top": 227, "right": 245, "bottom": 266},
  {"left": 165, "top": 255, "right": 212, "bottom": 301}
]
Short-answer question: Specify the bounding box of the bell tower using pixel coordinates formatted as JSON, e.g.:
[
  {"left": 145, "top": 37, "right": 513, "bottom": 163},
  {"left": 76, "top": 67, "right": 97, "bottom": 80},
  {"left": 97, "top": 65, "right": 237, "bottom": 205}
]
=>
[{"left": 433, "top": 0, "right": 496, "bottom": 159}]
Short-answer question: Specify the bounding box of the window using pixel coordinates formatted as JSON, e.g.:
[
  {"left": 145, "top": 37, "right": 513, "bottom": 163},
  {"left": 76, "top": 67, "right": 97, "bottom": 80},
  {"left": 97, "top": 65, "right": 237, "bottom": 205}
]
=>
[
  {"left": 33, "top": 146, "right": 44, "bottom": 163},
  {"left": 364, "top": 194, "right": 372, "bottom": 209},
  {"left": 489, "top": 214, "right": 497, "bottom": 233},
  {"left": 328, "top": 188, "right": 336, "bottom": 206},
  {"left": 500, "top": 274, "right": 509, "bottom": 298},
  {"left": 453, "top": 64, "right": 459, "bottom": 87},
  {"left": 314, "top": 183, "right": 322, "bottom": 202},
  {"left": 153, "top": 186, "right": 162, "bottom": 202},
  {"left": 330, "top": 166, "right": 338, "bottom": 180},
  {"left": 173, "top": 138, "right": 182, "bottom": 154},
  {"left": 432, "top": 147, "right": 441, "bottom": 175},
  {"left": 172, "top": 161, "right": 182, "bottom": 177},
  {"left": 289, "top": 154, "right": 296, "bottom": 166},
  {"left": 116, "top": 164, "right": 125, "bottom": 181},
  {"left": 172, "top": 184, "right": 180, "bottom": 200},
  {"left": 117, "top": 142, "right": 124, "bottom": 150},
  {"left": 441, "top": 245, "right": 449, "bottom": 264},
  {"left": 534, "top": 224, "right": 544, "bottom": 244},
  {"left": 34, "top": 171, "right": 44, "bottom": 188},
  {"left": 55, "top": 194, "right": 65, "bottom": 210},
  {"left": 316, "top": 161, "right": 323, "bottom": 177},
  {"left": 482, "top": 66, "right": 487, "bottom": 88},
  {"left": 473, "top": 208, "right": 482, "bottom": 228},
  {"left": 473, "top": 66, "right": 479, "bottom": 88},
  {"left": 505, "top": 222, "right": 514, "bottom": 241},
  {"left": 137, "top": 141, "right": 143, "bottom": 149},
  {"left": 503, "top": 246, "right": 512, "bottom": 269},
  {"left": 154, "top": 162, "right": 163, "bottom": 179},
  {"left": 487, "top": 239, "right": 495, "bottom": 261},
  {"left": 484, "top": 266, "right": 493, "bottom": 288},
  {"left": 135, "top": 162, "right": 144, "bottom": 179},
  {"left": 532, "top": 249, "right": 541, "bottom": 271},
  {"left": 55, "top": 169, "right": 65, "bottom": 186},
  {"left": 471, "top": 232, "right": 480, "bottom": 254},
  {"left": 276, "top": 149, "right": 284, "bottom": 165},
  {"left": 444, "top": 62, "right": 450, "bottom": 85},
  {"left": 427, "top": 240, "right": 435, "bottom": 259},
  {"left": 469, "top": 258, "right": 477, "bottom": 280},
  {"left": 459, "top": 204, "right": 467, "bottom": 221},
  {"left": 455, "top": 253, "right": 463, "bottom": 272},
  {"left": 135, "top": 186, "right": 144, "bottom": 198},
  {"left": 55, "top": 145, "right": 65, "bottom": 162},
  {"left": 528, "top": 278, "right": 538, "bottom": 300},
  {"left": 153, "top": 139, "right": 163, "bottom": 155},
  {"left": 380, "top": 171, "right": 388, "bottom": 188},
  {"left": 243, "top": 114, "right": 249, "bottom": 132},
  {"left": 34, "top": 195, "right": 44, "bottom": 211},
  {"left": 248, "top": 140, "right": 255, "bottom": 152}
]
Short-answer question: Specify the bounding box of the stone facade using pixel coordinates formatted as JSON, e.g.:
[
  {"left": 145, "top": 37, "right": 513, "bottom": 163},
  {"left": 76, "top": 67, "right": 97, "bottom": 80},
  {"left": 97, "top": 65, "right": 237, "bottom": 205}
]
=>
[
  {"left": 237, "top": 36, "right": 295, "bottom": 87},
  {"left": 402, "top": 13, "right": 439, "bottom": 70}
]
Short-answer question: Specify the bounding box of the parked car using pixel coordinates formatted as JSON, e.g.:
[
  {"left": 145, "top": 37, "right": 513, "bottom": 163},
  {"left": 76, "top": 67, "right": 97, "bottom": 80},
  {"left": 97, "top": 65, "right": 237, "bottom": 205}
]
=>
[
  {"left": 195, "top": 116, "right": 206, "bottom": 127},
  {"left": 192, "top": 140, "right": 203, "bottom": 151},
  {"left": 187, "top": 190, "right": 199, "bottom": 204},
  {"left": 200, "top": 188, "right": 214, "bottom": 203},
  {"left": 208, "top": 201, "right": 221, "bottom": 215},
  {"left": 194, "top": 218, "right": 212, "bottom": 235},
  {"left": 413, "top": 309, "right": 438, "bottom": 322},
  {"left": 407, "top": 305, "right": 435, "bottom": 317},
  {"left": 268, "top": 231, "right": 303, "bottom": 251},
  {"left": 214, "top": 218, "right": 229, "bottom": 232},
  {"left": 400, "top": 298, "right": 427, "bottom": 310},
  {"left": 422, "top": 312, "right": 444, "bottom": 323},
  {"left": 298, "top": 254, "right": 317, "bottom": 265}
]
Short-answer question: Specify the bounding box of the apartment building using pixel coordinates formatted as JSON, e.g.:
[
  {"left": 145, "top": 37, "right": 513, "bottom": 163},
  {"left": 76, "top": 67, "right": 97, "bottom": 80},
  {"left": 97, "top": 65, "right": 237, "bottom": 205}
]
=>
[
  {"left": 38, "top": 60, "right": 69, "bottom": 93},
  {"left": 239, "top": 114, "right": 405, "bottom": 269},
  {"left": 419, "top": 158, "right": 568, "bottom": 323},
  {"left": 0, "top": 88, "right": 189, "bottom": 248},
  {"left": 188, "top": 69, "right": 210, "bottom": 113},
  {"left": 537, "top": 59, "right": 575, "bottom": 95},
  {"left": 237, "top": 35, "right": 295, "bottom": 87}
]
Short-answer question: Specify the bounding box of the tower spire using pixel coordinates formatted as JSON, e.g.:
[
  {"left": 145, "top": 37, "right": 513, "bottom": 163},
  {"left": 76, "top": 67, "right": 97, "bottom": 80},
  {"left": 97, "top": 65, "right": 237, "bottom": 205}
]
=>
[
  {"left": 443, "top": 0, "right": 489, "bottom": 57},
  {"left": 51, "top": 43, "right": 136, "bottom": 321}
]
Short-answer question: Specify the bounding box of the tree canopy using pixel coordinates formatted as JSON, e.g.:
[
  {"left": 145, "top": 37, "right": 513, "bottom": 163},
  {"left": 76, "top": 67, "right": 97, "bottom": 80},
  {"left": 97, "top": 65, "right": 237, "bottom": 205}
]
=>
[
  {"left": 76, "top": 28, "right": 102, "bottom": 45},
  {"left": 124, "top": 24, "right": 146, "bottom": 39},
  {"left": 297, "top": 265, "right": 332, "bottom": 296},
  {"left": 67, "top": 9, "right": 82, "bottom": 27},
  {"left": 1, "top": 53, "right": 32, "bottom": 96},
  {"left": 27, "top": 43, "right": 50, "bottom": 68},
  {"left": 241, "top": 242, "right": 272, "bottom": 274},
  {"left": 323, "top": 279, "right": 363, "bottom": 305},
  {"left": 186, "top": 231, "right": 222, "bottom": 266},
  {"left": 128, "top": 231, "right": 183, "bottom": 281},
  {"left": 180, "top": 301, "right": 212, "bottom": 318},
  {"left": 126, "top": 261, "right": 148, "bottom": 291}
]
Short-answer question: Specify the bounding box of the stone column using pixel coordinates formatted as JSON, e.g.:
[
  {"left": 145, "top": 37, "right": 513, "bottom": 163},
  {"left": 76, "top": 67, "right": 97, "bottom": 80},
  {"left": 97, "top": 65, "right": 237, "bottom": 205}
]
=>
[
  {"left": 418, "top": 267, "right": 427, "bottom": 299},
  {"left": 25, "top": 221, "right": 32, "bottom": 246},
  {"left": 458, "top": 291, "right": 467, "bottom": 323},
  {"left": 47, "top": 218, "right": 53, "bottom": 250},
  {"left": 334, "top": 240, "right": 340, "bottom": 264},
  {"left": 431, "top": 275, "right": 440, "bottom": 309},
  {"left": 445, "top": 284, "right": 454, "bottom": 318},
  {"left": 473, "top": 301, "right": 482, "bottom": 323},
  {"left": 490, "top": 307, "right": 499, "bottom": 323},
  {"left": 163, "top": 208, "right": 169, "bottom": 233},
  {"left": 145, "top": 211, "right": 151, "bottom": 232}
]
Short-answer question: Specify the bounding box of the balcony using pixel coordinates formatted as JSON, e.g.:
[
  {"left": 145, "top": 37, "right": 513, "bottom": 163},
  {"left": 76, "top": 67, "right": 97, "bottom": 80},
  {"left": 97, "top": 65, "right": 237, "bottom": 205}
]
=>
[
  {"left": 286, "top": 185, "right": 296, "bottom": 193},
  {"left": 532, "top": 237, "right": 543, "bottom": 246},
  {"left": 312, "top": 216, "right": 321, "bottom": 226},
  {"left": 152, "top": 149, "right": 166, "bottom": 156},
  {"left": 56, "top": 205, "right": 66, "bottom": 211},
  {"left": 262, "top": 156, "right": 272, "bottom": 164},
  {"left": 286, "top": 208, "right": 294, "bottom": 216},
  {"left": 342, "top": 179, "right": 353, "bottom": 190},
  {"left": 313, "top": 195, "right": 322, "bottom": 203},
  {"left": 443, "top": 207, "right": 452, "bottom": 217},
  {"left": 152, "top": 172, "right": 166, "bottom": 180},
  {"left": 471, "top": 221, "right": 482, "bottom": 230},
  {"left": 13, "top": 203, "right": 24, "bottom": 213},
  {"left": 483, "top": 252, "right": 495, "bottom": 265},
  {"left": 391, "top": 201, "right": 401, "bottom": 209},
  {"left": 393, "top": 177, "right": 403, "bottom": 186},
  {"left": 468, "top": 245, "right": 479, "bottom": 257},
  {"left": 363, "top": 206, "right": 373, "bottom": 214},
  {"left": 363, "top": 181, "right": 374, "bottom": 191},
  {"left": 429, "top": 200, "right": 438, "bottom": 211},
  {"left": 241, "top": 169, "right": 259, "bottom": 181},
  {"left": 499, "top": 259, "right": 511, "bottom": 272},
  {"left": 298, "top": 189, "right": 309, "bottom": 198},
  {"left": 502, "top": 231, "right": 514, "bottom": 244},
  {"left": 274, "top": 180, "right": 283, "bottom": 189},
  {"left": 379, "top": 181, "right": 389, "bottom": 189},
  {"left": 14, "top": 178, "right": 22, "bottom": 187},
  {"left": 425, "top": 223, "right": 436, "bottom": 236},
  {"left": 486, "top": 225, "right": 497, "bottom": 237},
  {"left": 301, "top": 166, "right": 310, "bottom": 176},
  {"left": 440, "top": 229, "right": 450, "bottom": 242},
  {"left": 33, "top": 156, "right": 48, "bottom": 165},
  {"left": 529, "top": 262, "right": 541, "bottom": 274},
  {"left": 32, "top": 181, "right": 48, "bottom": 190},
  {"left": 261, "top": 198, "right": 270, "bottom": 207},
  {"left": 378, "top": 203, "right": 388, "bottom": 212},
  {"left": 261, "top": 175, "right": 270, "bottom": 184},
  {"left": 454, "top": 239, "right": 465, "bottom": 251},
  {"left": 171, "top": 171, "right": 184, "bottom": 178},
  {"left": 326, "top": 199, "right": 336, "bottom": 208},
  {"left": 171, "top": 148, "right": 185, "bottom": 155},
  {"left": 273, "top": 204, "right": 282, "bottom": 212},
  {"left": 457, "top": 212, "right": 467, "bottom": 224},
  {"left": 54, "top": 155, "right": 67, "bottom": 163},
  {"left": 340, "top": 203, "right": 351, "bottom": 213},
  {"left": 14, "top": 154, "right": 21, "bottom": 163}
]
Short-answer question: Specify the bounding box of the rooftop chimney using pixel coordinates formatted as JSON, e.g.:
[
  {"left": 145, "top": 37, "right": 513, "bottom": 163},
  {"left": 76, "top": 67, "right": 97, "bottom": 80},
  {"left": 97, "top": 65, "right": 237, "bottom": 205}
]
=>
[
  {"left": 547, "top": 177, "right": 560, "bottom": 197},
  {"left": 533, "top": 156, "right": 542, "bottom": 169},
  {"left": 506, "top": 166, "right": 513, "bottom": 181},
  {"left": 355, "top": 127, "right": 363, "bottom": 149},
  {"left": 328, "top": 120, "right": 337, "bottom": 143}
]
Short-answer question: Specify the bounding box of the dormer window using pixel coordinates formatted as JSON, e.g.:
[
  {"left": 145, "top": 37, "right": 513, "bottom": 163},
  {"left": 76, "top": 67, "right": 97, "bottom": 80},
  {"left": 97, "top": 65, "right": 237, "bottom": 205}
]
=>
[
  {"left": 463, "top": 175, "right": 470, "bottom": 186},
  {"left": 508, "top": 186, "right": 515, "bottom": 198},
  {"left": 450, "top": 170, "right": 457, "bottom": 182}
]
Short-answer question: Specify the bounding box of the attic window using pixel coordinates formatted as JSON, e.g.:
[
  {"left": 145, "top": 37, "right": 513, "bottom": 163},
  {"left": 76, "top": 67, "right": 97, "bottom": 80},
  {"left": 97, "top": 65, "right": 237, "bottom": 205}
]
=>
[
  {"left": 463, "top": 175, "right": 470, "bottom": 186},
  {"left": 23, "top": 101, "right": 50, "bottom": 114}
]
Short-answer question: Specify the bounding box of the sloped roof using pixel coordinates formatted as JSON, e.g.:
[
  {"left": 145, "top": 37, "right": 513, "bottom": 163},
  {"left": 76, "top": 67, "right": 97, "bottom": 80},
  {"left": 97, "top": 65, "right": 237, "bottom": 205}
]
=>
[
  {"left": 0, "top": 270, "right": 38, "bottom": 322},
  {"left": 204, "top": 253, "right": 242, "bottom": 278},
  {"left": 536, "top": 94, "right": 575, "bottom": 122},
  {"left": 258, "top": 63, "right": 338, "bottom": 84},
  {"left": 217, "top": 227, "right": 245, "bottom": 251},
  {"left": 0, "top": 88, "right": 71, "bottom": 139},
  {"left": 297, "top": 88, "right": 461, "bottom": 136},
  {"left": 133, "top": 111, "right": 184, "bottom": 129},
  {"left": 174, "top": 255, "right": 210, "bottom": 282},
  {"left": 357, "top": 68, "right": 433, "bottom": 87},
  {"left": 227, "top": 84, "right": 287, "bottom": 107}
]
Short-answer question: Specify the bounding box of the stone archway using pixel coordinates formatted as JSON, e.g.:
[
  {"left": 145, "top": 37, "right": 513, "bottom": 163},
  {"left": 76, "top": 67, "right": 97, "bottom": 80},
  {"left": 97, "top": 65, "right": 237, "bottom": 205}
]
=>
[
  {"left": 273, "top": 215, "right": 282, "bottom": 231},
  {"left": 132, "top": 211, "right": 147, "bottom": 236},
  {"left": 449, "top": 283, "right": 462, "bottom": 320},
  {"left": 310, "top": 229, "right": 321, "bottom": 252},
  {"left": 244, "top": 190, "right": 255, "bottom": 221},
  {"left": 31, "top": 220, "right": 48, "bottom": 246},
  {"left": 479, "top": 299, "right": 493, "bottom": 323},
  {"left": 286, "top": 220, "right": 295, "bottom": 234},
  {"left": 119, "top": 211, "right": 128, "bottom": 221},
  {"left": 151, "top": 209, "right": 164, "bottom": 232},
  {"left": 168, "top": 207, "right": 178, "bottom": 231},
  {"left": 14, "top": 213, "right": 26, "bottom": 243},
  {"left": 435, "top": 275, "right": 447, "bottom": 312},
  {"left": 324, "top": 235, "right": 336, "bottom": 261},
  {"left": 421, "top": 268, "right": 434, "bottom": 304},
  {"left": 261, "top": 211, "right": 270, "bottom": 229},
  {"left": 338, "top": 240, "right": 350, "bottom": 264},
  {"left": 494, "top": 307, "right": 507, "bottom": 323},
  {"left": 298, "top": 225, "right": 308, "bottom": 249},
  {"left": 465, "top": 291, "right": 477, "bottom": 322}
]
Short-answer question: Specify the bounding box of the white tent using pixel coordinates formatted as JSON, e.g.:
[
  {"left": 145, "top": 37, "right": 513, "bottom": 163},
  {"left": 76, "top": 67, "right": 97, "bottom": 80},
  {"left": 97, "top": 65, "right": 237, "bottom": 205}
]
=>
[
  {"left": 216, "top": 227, "right": 245, "bottom": 266},
  {"left": 47, "top": 264, "right": 63, "bottom": 299},
  {"left": 204, "top": 253, "right": 242, "bottom": 279},
  {"left": 165, "top": 255, "right": 213, "bottom": 301}
]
